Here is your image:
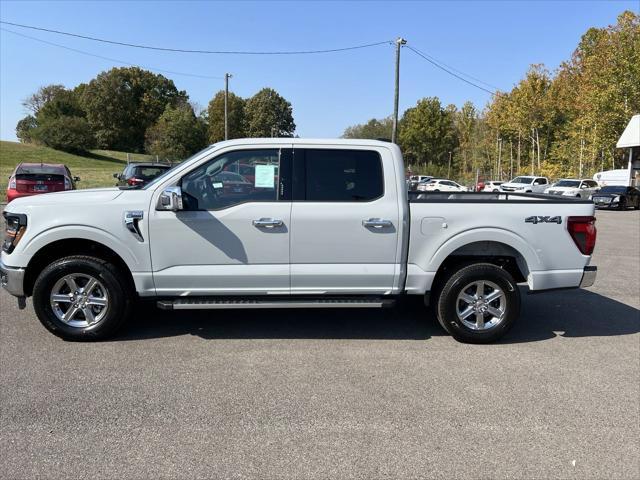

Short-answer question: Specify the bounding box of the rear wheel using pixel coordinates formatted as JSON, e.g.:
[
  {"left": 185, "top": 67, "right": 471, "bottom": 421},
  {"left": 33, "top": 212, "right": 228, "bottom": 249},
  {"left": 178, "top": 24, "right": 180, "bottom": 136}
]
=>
[
  {"left": 434, "top": 263, "right": 520, "bottom": 343},
  {"left": 33, "top": 255, "right": 132, "bottom": 341}
]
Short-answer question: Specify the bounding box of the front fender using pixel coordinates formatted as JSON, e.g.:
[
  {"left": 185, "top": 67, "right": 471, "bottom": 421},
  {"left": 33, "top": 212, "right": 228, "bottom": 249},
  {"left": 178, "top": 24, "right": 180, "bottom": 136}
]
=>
[{"left": 12, "top": 225, "right": 143, "bottom": 271}]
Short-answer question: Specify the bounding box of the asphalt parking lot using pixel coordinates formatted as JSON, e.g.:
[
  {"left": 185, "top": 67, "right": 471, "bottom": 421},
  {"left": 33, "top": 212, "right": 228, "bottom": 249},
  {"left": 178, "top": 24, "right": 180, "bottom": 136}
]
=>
[{"left": 1, "top": 209, "right": 638, "bottom": 479}]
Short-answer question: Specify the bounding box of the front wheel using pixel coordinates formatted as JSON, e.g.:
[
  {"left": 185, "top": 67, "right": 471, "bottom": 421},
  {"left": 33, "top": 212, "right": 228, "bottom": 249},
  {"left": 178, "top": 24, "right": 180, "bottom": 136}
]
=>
[
  {"left": 33, "top": 255, "right": 132, "bottom": 341},
  {"left": 434, "top": 263, "right": 520, "bottom": 343}
]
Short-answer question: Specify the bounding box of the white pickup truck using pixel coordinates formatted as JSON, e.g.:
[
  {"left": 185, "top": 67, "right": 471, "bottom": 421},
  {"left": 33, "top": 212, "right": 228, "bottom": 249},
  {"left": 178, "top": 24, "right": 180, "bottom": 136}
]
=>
[{"left": 1, "top": 139, "right": 597, "bottom": 343}]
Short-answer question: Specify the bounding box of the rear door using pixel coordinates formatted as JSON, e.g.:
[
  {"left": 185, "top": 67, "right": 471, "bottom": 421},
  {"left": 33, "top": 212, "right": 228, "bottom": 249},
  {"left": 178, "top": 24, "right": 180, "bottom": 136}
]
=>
[{"left": 289, "top": 146, "right": 401, "bottom": 294}]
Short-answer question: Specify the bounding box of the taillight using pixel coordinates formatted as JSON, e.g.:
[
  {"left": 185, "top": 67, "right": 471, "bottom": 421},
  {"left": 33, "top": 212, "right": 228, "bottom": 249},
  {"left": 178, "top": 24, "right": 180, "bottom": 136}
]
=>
[
  {"left": 128, "top": 177, "right": 144, "bottom": 186},
  {"left": 64, "top": 177, "right": 72, "bottom": 190},
  {"left": 8, "top": 176, "right": 16, "bottom": 189},
  {"left": 567, "top": 216, "right": 596, "bottom": 255}
]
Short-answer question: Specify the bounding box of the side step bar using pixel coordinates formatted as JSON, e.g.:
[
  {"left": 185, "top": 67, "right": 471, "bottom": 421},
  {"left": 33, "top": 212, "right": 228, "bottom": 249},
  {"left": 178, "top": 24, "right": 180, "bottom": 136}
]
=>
[{"left": 157, "top": 297, "right": 396, "bottom": 311}]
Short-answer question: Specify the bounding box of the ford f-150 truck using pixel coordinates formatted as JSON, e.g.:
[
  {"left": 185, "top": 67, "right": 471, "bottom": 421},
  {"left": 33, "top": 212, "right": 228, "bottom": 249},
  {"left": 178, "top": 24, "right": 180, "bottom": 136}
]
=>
[{"left": 1, "top": 139, "right": 597, "bottom": 343}]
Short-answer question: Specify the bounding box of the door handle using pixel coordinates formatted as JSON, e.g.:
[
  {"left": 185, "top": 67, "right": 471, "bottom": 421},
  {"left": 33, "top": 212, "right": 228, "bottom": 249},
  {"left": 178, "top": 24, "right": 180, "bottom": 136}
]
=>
[
  {"left": 252, "top": 218, "right": 284, "bottom": 228},
  {"left": 362, "top": 218, "right": 393, "bottom": 229}
]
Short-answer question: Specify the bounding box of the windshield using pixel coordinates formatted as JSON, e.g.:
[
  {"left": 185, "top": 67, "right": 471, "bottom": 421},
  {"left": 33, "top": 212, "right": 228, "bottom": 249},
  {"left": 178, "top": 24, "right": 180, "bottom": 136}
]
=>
[
  {"left": 511, "top": 177, "right": 533, "bottom": 184},
  {"left": 555, "top": 180, "right": 581, "bottom": 188},
  {"left": 598, "top": 186, "right": 626, "bottom": 194},
  {"left": 142, "top": 146, "right": 216, "bottom": 190}
]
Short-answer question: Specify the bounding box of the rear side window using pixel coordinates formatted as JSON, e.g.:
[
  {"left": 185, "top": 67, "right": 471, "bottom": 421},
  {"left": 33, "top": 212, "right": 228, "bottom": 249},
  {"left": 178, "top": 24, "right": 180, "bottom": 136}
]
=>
[{"left": 298, "top": 149, "right": 383, "bottom": 202}]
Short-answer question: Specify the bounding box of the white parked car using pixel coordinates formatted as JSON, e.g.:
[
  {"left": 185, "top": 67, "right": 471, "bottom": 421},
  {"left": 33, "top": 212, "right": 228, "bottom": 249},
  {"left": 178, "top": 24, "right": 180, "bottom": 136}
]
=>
[
  {"left": 500, "top": 176, "right": 549, "bottom": 193},
  {"left": 544, "top": 179, "right": 599, "bottom": 198},
  {"left": 407, "top": 175, "right": 432, "bottom": 190},
  {"left": 1, "top": 139, "right": 597, "bottom": 344},
  {"left": 482, "top": 181, "right": 504, "bottom": 192},
  {"left": 417, "top": 178, "right": 468, "bottom": 192}
]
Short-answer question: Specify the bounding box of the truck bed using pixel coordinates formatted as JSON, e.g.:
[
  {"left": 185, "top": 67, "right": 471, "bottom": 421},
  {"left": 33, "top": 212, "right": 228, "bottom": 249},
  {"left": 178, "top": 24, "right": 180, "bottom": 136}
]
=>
[
  {"left": 404, "top": 191, "right": 595, "bottom": 294},
  {"left": 408, "top": 191, "right": 593, "bottom": 204}
]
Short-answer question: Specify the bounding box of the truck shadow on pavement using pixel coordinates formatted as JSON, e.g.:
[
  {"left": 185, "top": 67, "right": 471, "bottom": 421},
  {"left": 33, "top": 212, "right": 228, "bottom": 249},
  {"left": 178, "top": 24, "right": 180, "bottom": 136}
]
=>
[{"left": 119, "top": 288, "right": 639, "bottom": 343}]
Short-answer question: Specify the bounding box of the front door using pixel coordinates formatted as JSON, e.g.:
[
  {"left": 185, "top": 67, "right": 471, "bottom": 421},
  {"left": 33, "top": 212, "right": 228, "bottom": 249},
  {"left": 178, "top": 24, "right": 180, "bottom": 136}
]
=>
[
  {"left": 289, "top": 147, "right": 401, "bottom": 294},
  {"left": 149, "top": 147, "right": 292, "bottom": 296}
]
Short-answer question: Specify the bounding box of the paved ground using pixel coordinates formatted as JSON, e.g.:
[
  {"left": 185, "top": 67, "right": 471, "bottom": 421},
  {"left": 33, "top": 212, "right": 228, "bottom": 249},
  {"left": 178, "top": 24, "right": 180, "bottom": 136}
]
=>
[{"left": 1, "top": 209, "right": 638, "bottom": 479}]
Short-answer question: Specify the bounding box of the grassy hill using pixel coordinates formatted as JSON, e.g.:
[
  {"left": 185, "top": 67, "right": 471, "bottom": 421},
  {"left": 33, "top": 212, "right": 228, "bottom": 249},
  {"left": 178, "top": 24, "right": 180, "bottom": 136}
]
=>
[{"left": 0, "top": 141, "right": 155, "bottom": 189}]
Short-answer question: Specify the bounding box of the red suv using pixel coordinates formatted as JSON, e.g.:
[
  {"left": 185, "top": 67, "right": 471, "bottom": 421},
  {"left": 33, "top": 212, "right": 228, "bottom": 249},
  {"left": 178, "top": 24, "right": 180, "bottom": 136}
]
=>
[{"left": 6, "top": 163, "right": 79, "bottom": 203}]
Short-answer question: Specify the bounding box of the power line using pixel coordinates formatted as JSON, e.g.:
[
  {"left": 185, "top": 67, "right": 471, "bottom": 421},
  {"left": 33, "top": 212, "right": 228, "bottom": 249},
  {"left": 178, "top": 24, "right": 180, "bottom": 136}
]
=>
[
  {"left": 0, "top": 20, "right": 392, "bottom": 55},
  {"left": 0, "top": 28, "right": 224, "bottom": 80},
  {"left": 406, "top": 45, "right": 500, "bottom": 91},
  {"left": 406, "top": 45, "right": 496, "bottom": 95}
]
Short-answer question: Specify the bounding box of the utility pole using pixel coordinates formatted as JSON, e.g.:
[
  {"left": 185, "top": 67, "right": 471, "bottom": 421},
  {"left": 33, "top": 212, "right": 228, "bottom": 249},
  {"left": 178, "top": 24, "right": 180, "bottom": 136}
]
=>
[
  {"left": 447, "top": 151, "right": 452, "bottom": 179},
  {"left": 391, "top": 37, "right": 407, "bottom": 144},
  {"left": 224, "top": 73, "right": 232, "bottom": 140}
]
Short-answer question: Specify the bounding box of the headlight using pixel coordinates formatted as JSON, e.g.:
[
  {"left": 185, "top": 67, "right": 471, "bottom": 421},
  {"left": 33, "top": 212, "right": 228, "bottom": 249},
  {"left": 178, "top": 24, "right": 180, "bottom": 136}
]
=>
[
  {"left": 2, "top": 212, "right": 27, "bottom": 254},
  {"left": 589, "top": 195, "right": 593, "bottom": 200},
  {"left": 612, "top": 195, "right": 620, "bottom": 202}
]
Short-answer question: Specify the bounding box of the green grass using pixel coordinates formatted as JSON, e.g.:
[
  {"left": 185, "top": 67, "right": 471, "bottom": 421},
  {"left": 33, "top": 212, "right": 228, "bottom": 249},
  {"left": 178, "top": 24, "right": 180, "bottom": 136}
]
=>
[{"left": 0, "top": 141, "right": 155, "bottom": 189}]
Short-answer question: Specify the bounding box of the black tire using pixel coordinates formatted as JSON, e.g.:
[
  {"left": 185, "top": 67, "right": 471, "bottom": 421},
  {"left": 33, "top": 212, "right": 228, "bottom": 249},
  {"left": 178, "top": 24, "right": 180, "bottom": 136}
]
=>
[
  {"left": 434, "top": 263, "right": 520, "bottom": 343},
  {"left": 32, "top": 255, "right": 132, "bottom": 341}
]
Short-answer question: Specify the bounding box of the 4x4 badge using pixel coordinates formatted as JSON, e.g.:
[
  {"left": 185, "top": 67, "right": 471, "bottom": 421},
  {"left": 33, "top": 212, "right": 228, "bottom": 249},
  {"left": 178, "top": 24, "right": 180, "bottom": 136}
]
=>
[{"left": 525, "top": 216, "right": 562, "bottom": 224}]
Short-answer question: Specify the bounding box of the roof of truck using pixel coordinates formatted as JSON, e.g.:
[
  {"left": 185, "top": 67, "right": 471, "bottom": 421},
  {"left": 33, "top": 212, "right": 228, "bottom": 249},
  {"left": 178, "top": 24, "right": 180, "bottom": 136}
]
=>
[{"left": 210, "top": 138, "right": 398, "bottom": 148}]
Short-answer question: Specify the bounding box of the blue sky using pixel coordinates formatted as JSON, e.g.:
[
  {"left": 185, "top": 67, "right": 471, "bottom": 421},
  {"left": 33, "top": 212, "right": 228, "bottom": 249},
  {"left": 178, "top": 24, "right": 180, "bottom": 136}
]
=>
[{"left": 0, "top": 0, "right": 637, "bottom": 142}]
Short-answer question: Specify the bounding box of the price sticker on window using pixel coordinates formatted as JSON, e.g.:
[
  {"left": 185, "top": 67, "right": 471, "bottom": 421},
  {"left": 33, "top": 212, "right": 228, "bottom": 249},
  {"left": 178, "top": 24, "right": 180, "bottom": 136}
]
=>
[{"left": 254, "top": 165, "right": 276, "bottom": 188}]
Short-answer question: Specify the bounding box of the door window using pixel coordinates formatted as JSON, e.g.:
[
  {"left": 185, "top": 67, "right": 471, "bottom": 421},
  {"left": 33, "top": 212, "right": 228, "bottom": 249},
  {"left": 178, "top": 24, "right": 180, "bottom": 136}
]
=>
[
  {"left": 295, "top": 149, "right": 383, "bottom": 202},
  {"left": 181, "top": 149, "right": 281, "bottom": 210}
]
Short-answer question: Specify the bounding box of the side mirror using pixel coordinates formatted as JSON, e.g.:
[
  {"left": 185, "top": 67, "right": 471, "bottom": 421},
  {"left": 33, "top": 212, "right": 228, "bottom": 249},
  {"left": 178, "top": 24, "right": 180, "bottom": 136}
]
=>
[
  {"left": 157, "top": 186, "right": 183, "bottom": 211},
  {"left": 74, "top": 176, "right": 81, "bottom": 182}
]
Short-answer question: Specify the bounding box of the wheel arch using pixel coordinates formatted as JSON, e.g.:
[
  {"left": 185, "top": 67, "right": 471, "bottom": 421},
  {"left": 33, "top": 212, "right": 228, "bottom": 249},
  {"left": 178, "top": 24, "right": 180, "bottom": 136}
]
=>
[
  {"left": 24, "top": 238, "right": 136, "bottom": 297},
  {"left": 429, "top": 240, "right": 530, "bottom": 296}
]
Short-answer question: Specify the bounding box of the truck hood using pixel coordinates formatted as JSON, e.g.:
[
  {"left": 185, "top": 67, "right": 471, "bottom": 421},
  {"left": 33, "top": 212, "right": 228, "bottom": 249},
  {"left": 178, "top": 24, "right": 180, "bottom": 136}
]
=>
[{"left": 6, "top": 188, "right": 123, "bottom": 210}]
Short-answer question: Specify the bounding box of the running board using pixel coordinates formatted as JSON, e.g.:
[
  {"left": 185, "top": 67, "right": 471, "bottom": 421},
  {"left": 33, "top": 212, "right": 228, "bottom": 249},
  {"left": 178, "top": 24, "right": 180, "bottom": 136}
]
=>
[{"left": 157, "top": 297, "right": 395, "bottom": 311}]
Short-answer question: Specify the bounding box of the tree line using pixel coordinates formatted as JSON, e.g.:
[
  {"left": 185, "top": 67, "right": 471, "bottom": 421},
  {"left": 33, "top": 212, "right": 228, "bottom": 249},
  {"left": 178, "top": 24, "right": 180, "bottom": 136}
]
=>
[
  {"left": 343, "top": 11, "right": 639, "bottom": 182},
  {"left": 16, "top": 67, "right": 295, "bottom": 160}
]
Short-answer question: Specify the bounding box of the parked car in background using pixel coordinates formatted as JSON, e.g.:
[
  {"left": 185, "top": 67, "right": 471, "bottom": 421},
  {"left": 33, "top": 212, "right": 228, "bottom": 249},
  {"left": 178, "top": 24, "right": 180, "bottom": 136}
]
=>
[
  {"left": 6, "top": 163, "right": 78, "bottom": 203},
  {"left": 590, "top": 185, "right": 640, "bottom": 210},
  {"left": 417, "top": 178, "right": 468, "bottom": 192},
  {"left": 114, "top": 163, "right": 172, "bottom": 187},
  {"left": 544, "top": 179, "right": 599, "bottom": 198},
  {"left": 482, "top": 181, "right": 504, "bottom": 192},
  {"left": 500, "top": 176, "right": 549, "bottom": 193},
  {"left": 408, "top": 175, "right": 432, "bottom": 190}
]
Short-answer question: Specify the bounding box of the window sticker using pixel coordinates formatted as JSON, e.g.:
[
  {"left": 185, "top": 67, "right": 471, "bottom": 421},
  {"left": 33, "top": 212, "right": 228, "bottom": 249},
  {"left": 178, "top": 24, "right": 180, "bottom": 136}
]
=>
[
  {"left": 212, "top": 182, "right": 223, "bottom": 189},
  {"left": 254, "top": 165, "right": 275, "bottom": 188}
]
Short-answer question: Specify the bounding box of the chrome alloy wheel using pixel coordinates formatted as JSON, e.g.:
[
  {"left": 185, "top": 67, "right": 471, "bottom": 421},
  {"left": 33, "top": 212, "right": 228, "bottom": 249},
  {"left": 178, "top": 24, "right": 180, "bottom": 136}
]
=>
[
  {"left": 455, "top": 280, "right": 506, "bottom": 331},
  {"left": 50, "top": 274, "right": 109, "bottom": 327}
]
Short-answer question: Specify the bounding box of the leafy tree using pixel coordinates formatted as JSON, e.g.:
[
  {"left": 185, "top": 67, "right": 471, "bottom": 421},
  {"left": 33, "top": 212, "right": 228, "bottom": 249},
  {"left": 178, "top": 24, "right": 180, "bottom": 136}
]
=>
[
  {"left": 207, "top": 90, "right": 246, "bottom": 142},
  {"left": 398, "top": 97, "right": 457, "bottom": 170},
  {"left": 145, "top": 103, "right": 208, "bottom": 161},
  {"left": 37, "top": 89, "right": 85, "bottom": 120},
  {"left": 342, "top": 117, "right": 393, "bottom": 139},
  {"left": 22, "top": 84, "right": 66, "bottom": 115},
  {"left": 30, "top": 116, "right": 95, "bottom": 153},
  {"left": 16, "top": 115, "right": 37, "bottom": 143},
  {"left": 244, "top": 88, "right": 295, "bottom": 137},
  {"left": 79, "top": 67, "right": 188, "bottom": 151}
]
